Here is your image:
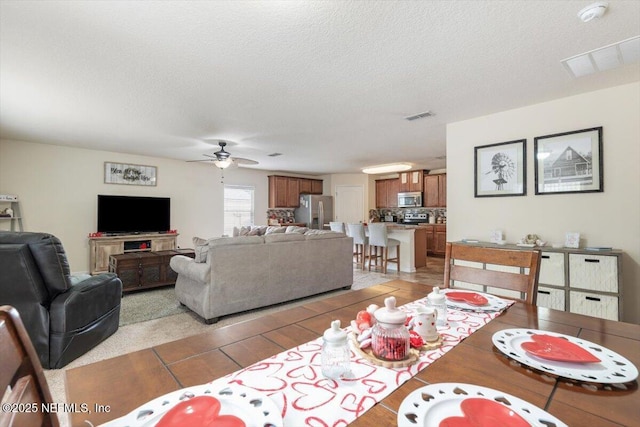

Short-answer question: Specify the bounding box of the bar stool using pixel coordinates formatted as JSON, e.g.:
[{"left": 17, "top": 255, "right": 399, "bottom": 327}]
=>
[
  {"left": 367, "top": 223, "right": 400, "bottom": 274},
  {"left": 329, "top": 222, "right": 346, "bottom": 233},
  {"left": 346, "top": 223, "right": 368, "bottom": 269}
]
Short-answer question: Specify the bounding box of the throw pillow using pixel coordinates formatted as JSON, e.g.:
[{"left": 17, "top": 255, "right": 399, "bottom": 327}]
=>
[
  {"left": 285, "top": 225, "right": 308, "bottom": 234},
  {"left": 248, "top": 225, "right": 268, "bottom": 236},
  {"left": 238, "top": 226, "right": 252, "bottom": 236},
  {"left": 265, "top": 226, "right": 286, "bottom": 234},
  {"left": 192, "top": 236, "right": 209, "bottom": 263}
]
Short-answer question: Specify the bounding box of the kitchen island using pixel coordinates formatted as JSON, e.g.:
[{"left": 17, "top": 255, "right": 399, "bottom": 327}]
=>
[{"left": 371, "top": 224, "right": 426, "bottom": 272}]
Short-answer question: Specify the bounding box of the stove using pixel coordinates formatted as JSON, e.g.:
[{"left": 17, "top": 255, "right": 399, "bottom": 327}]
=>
[{"left": 403, "top": 213, "right": 428, "bottom": 224}]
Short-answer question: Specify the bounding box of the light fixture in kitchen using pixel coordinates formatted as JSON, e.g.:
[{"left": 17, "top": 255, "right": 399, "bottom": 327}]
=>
[{"left": 362, "top": 163, "right": 412, "bottom": 174}]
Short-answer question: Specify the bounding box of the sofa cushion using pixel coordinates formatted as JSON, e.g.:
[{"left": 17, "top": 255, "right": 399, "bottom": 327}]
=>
[
  {"left": 209, "top": 235, "right": 264, "bottom": 246},
  {"left": 305, "top": 231, "right": 346, "bottom": 240},
  {"left": 264, "top": 233, "right": 306, "bottom": 243}
]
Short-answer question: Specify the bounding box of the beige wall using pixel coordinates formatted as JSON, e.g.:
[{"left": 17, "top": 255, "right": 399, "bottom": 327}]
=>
[
  {"left": 0, "top": 140, "right": 274, "bottom": 272},
  {"left": 446, "top": 82, "right": 640, "bottom": 324}
]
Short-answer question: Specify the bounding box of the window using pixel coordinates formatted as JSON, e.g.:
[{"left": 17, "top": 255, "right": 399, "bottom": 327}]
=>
[{"left": 224, "top": 185, "right": 254, "bottom": 236}]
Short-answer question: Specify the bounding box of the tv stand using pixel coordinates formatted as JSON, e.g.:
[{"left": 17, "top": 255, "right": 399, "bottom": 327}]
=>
[{"left": 89, "top": 233, "right": 178, "bottom": 274}]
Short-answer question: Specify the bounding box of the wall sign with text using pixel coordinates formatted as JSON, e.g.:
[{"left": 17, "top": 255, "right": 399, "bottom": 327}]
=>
[{"left": 104, "top": 162, "right": 157, "bottom": 186}]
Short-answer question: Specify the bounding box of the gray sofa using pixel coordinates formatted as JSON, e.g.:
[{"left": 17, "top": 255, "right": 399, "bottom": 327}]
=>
[{"left": 169, "top": 231, "right": 354, "bottom": 323}]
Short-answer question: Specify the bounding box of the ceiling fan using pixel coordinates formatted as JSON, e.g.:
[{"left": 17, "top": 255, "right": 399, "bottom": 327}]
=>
[{"left": 188, "top": 141, "right": 259, "bottom": 169}]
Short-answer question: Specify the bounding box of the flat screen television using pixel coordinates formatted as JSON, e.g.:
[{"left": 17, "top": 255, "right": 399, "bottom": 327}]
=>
[{"left": 97, "top": 195, "right": 170, "bottom": 234}]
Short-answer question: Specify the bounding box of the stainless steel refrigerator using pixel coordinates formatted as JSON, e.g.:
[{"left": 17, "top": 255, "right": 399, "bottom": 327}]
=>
[{"left": 295, "top": 195, "right": 333, "bottom": 229}]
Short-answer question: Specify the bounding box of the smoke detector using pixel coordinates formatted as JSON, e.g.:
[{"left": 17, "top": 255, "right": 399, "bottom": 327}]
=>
[{"left": 578, "top": 2, "right": 608, "bottom": 22}]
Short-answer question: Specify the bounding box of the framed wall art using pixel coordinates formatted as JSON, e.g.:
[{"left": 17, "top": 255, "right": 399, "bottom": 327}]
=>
[
  {"left": 474, "top": 139, "right": 526, "bottom": 197},
  {"left": 104, "top": 162, "right": 157, "bottom": 186},
  {"left": 534, "top": 127, "right": 603, "bottom": 195}
]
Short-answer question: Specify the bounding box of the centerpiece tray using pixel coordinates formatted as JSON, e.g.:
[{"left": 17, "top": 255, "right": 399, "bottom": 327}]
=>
[{"left": 349, "top": 332, "right": 442, "bottom": 368}]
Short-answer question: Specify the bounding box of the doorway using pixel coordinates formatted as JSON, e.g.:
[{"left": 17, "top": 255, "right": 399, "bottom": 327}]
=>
[{"left": 335, "top": 185, "right": 364, "bottom": 224}]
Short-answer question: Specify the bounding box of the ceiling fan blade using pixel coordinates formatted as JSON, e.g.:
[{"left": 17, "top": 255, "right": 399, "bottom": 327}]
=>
[
  {"left": 203, "top": 153, "right": 217, "bottom": 159},
  {"left": 186, "top": 159, "right": 213, "bottom": 162},
  {"left": 233, "top": 157, "right": 259, "bottom": 166}
]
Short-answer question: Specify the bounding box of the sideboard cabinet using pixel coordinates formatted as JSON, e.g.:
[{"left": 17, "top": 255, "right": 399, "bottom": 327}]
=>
[
  {"left": 89, "top": 233, "right": 178, "bottom": 274},
  {"left": 454, "top": 242, "right": 623, "bottom": 321}
]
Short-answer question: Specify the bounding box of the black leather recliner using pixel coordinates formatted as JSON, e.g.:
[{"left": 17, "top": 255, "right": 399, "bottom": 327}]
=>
[{"left": 0, "top": 231, "right": 122, "bottom": 369}]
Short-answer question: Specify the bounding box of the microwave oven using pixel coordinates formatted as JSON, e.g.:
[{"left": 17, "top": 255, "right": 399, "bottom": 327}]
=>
[{"left": 398, "top": 192, "right": 422, "bottom": 208}]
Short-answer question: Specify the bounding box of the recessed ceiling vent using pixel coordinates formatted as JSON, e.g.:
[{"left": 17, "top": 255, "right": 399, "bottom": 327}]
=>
[
  {"left": 268, "top": 152, "right": 283, "bottom": 157},
  {"left": 404, "top": 111, "right": 434, "bottom": 121}
]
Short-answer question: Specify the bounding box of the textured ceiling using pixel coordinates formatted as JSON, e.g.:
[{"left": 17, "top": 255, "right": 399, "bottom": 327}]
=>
[{"left": 1, "top": 1, "right": 639, "bottom": 175}]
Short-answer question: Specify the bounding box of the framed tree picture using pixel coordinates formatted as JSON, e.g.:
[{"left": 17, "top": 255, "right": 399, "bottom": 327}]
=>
[
  {"left": 474, "top": 139, "right": 526, "bottom": 197},
  {"left": 534, "top": 127, "right": 603, "bottom": 195}
]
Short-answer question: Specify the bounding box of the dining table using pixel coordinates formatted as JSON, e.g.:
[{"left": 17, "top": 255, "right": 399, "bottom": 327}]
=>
[{"left": 64, "top": 279, "right": 639, "bottom": 427}]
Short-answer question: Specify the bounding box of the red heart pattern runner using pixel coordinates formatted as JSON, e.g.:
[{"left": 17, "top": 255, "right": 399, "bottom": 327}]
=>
[{"left": 205, "top": 295, "right": 513, "bottom": 426}]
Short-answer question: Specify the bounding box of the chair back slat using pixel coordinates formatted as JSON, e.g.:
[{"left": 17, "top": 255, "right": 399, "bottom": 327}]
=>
[
  {"left": 0, "top": 305, "right": 59, "bottom": 427},
  {"left": 444, "top": 243, "right": 541, "bottom": 305}
]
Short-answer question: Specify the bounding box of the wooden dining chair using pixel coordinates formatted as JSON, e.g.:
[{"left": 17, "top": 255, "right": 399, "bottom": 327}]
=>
[
  {"left": 443, "top": 243, "right": 542, "bottom": 305},
  {"left": 0, "top": 305, "right": 60, "bottom": 427}
]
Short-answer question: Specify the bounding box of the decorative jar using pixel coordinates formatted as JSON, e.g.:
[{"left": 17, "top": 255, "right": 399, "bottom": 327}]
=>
[
  {"left": 427, "top": 287, "right": 447, "bottom": 326},
  {"left": 371, "top": 296, "right": 410, "bottom": 361},
  {"left": 321, "top": 320, "right": 350, "bottom": 379}
]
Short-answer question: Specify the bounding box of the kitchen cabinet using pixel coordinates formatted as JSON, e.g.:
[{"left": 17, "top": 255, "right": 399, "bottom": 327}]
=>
[
  {"left": 298, "top": 178, "right": 324, "bottom": 195},
  {"left": 399, "top": 171, "right": 424, "bottom": 192},
  {"left": 268, "top": 176, "right": 323, "bottom": 208},
  {"left": 311, "top": 179, "right": 323, "bottom": 194},
  {"left": 375, "top": 178, "right": 399, "bottom": 208},
  {"left": 424, "top": 224, "right": 446, "bottom": 257},
  {"left": 286, "top": 178, "right": 299, "bottom": 207},
  {"left": 424, "top": 174, "right": 446, "bottom": 207}
]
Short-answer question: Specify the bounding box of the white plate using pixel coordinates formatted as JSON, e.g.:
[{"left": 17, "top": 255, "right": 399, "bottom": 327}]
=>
[
  {"left": 397, "top": 382, "right": 567, "bottom": 427},
  {"left": 492, "top": 328, "right": 639, "bottom": 384},
  {"left": 442, "top": 289, "right": 508, "bottom": 312},
  {"left": 99, "top": 383, "right": 282, "bottom": 427}
]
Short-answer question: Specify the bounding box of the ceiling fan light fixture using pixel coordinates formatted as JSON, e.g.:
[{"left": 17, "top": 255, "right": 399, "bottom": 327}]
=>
[
  {"left": 362, "top": 163, "right": 412, "bottom": 174},
  {"left": 213, "top": 158, "right": 233, "bottom": 169}
]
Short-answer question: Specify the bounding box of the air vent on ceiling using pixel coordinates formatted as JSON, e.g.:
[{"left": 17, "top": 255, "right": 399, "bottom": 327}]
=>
[
  {"left": 268, "top": 152, "right": 283, "bottom": 157},
  {"left": 404, "top": 111, "right": 434, "bottom": 121}
]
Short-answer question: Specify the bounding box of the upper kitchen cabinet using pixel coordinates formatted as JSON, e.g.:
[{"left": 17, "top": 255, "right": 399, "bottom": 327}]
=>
[
  {"left": 298, "top": 178, "right": 323, "bottom": 195},
  {"left": 399, "top": 170, "right": 424, "bottom": 193},
  {"left": 424, "top": 174, "right": 446, "bottom": 207},
  {"left": 375, "top": 178, "right": 399, "bottom": 208},
  {"left": 269, "top": 176, "right": 323, "bottom": 208}
]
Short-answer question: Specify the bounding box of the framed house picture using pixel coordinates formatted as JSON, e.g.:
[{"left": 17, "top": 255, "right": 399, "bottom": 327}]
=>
[
  {"left": 534, "top": 127, "right": 603, "bottom": 195},
  {"left": 474, "top": 139, "right": 526, "bottom": 197}
]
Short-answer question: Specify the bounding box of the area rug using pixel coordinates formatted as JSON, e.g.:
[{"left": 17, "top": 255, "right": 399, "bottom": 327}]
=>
[{"left": 119, "top": 287, "right": 188, "bottom": 326}]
